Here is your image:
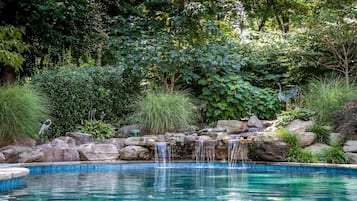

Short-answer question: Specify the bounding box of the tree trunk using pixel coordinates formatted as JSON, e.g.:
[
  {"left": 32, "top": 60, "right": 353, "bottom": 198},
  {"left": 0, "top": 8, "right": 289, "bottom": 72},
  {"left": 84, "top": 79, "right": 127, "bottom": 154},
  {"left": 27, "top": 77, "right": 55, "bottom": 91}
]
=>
[{"left": 1, "top": 66, "right": 16, "bottom": 85}]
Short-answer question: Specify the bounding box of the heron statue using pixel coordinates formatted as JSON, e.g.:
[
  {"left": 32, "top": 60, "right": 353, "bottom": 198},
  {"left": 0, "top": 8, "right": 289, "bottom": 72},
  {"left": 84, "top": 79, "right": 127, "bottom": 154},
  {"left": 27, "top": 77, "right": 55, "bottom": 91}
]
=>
[{"left": 277, "top": 82, "right": 298, "bottom": 109}]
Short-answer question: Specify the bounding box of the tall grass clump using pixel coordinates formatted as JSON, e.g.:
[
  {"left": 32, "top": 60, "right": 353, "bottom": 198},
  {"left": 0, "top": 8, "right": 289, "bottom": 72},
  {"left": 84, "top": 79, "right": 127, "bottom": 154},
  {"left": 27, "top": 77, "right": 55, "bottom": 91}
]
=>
[
  {"left": 303, "top": 75, "right": 357, "bottom": 121},
  {"left": 133, "top": 90, "right": 196, "bottom": 134},
  {"left": 0, "top": 85, "right": 50, "bottom": 142}
]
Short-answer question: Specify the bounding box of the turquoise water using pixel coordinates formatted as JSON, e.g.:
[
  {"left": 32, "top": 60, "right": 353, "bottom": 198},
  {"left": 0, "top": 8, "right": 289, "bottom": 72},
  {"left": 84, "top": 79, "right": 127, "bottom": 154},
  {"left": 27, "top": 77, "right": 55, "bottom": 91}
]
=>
[{"left": 2, "top": 164, "right": 357, "bottom": 200}]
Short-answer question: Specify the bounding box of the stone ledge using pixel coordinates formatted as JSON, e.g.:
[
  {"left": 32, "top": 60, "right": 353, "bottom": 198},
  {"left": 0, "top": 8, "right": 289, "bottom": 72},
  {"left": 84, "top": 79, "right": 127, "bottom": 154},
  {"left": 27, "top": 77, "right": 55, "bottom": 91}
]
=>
[{"left": 0, "top": 168, "right": 29, "bottom": 181}]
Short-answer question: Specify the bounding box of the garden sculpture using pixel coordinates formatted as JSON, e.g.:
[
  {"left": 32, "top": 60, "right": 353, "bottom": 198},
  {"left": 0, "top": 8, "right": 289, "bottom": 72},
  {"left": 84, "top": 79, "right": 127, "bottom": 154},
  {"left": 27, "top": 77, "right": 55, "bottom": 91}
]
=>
[
  {"left": 39, "top": 119, "right": 52, "bottom": 138},
  {"left": 277, "top": 82, "right": 298, "bottom": 110}
]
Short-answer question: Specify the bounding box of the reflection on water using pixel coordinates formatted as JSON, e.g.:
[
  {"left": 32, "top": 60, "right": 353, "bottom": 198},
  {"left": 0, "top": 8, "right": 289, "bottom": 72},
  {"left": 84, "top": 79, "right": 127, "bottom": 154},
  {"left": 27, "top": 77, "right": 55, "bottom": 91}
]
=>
[{"left": 1, "top": 166, "right": 357, "bottom": 200}]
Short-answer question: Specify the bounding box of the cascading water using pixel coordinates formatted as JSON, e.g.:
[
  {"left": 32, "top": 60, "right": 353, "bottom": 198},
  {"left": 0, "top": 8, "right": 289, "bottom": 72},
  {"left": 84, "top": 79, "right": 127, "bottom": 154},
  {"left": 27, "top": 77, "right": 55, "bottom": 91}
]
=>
[
  {"left": 155, "top": 142, "right": 170, "bottom": 165},
  {"left": 227, "top": 135, "right": 253, "bottom": 168},
  {"left": 195, "top": 138, "right": 216, "bottom": 166},
  {"left": 228, "top": 139, "right": 240, "bottom": 167}
]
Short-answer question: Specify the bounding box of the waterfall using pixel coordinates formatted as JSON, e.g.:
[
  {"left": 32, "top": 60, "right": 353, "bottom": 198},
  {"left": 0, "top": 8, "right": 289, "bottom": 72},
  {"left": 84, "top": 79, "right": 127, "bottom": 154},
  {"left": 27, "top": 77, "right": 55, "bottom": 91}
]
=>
[
  {"left": 195, "top": 138, "right": 216, "bottom": 166},
  {"left": 228, "top": 135, "right": 253, "bottom": 168},
  {"left": 228, "top": 139, "right": 241, "bottom": 167},
  {"left": 155, "top": 142, "right": 170, "bottom": 165}
]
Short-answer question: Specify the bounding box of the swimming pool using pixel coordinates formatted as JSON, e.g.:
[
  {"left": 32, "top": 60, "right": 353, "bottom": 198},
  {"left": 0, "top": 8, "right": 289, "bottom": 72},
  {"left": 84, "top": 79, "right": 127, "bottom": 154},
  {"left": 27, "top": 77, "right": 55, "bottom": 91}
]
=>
[{"left": 1, "top": 162, "right": 357, "bottom": 200}]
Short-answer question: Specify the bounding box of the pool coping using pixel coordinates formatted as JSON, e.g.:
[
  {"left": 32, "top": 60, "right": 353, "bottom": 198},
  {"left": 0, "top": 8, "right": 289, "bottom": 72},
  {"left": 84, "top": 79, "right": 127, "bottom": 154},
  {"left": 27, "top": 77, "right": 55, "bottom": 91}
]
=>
[{"left": 2, "top": 160, "right": 357, "bottom": 170}]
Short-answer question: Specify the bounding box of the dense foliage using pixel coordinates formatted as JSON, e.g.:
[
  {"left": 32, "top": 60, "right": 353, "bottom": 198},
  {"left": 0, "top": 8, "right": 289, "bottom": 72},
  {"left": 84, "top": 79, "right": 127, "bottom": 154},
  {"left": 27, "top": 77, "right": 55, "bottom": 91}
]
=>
[
  {"left": 31, "top": 66, "right": 140, "bottom": 136},
  {"left": 0, "top": 85, "right": 49, "bottom": 142},
  {"left": 199, "top": 74, "right": 280, "bottom": 122}
]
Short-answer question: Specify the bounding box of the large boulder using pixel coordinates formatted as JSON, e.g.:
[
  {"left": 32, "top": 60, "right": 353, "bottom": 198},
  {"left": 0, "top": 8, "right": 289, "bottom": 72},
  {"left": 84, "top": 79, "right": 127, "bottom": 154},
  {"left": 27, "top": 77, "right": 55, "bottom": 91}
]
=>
[
  {"left": 346, "top": 153, "right": 357, "bottom": 164},
  {"left": 0, "top": 152, "right": 5, "bottom": 162},
  {"left": 286, "top": 119, "right": 314, "bottom": 134},
  {"left": 78, "top": 143, "right": 119, "bottom": 161},
  {"left": 216, "top": 120, "right": 244, "bottom": 134},
  {"left": 304, "top": 143, "right": 331, "bottom": 155},
  {"left": 125, "top": 136, "right": 157, "bottom": 147},
  {"left": 248, "top": 115, "right": 264, "bottom": 128},
  {"left": 165, "top": 133, "right": 186, "bottom": 145},
  {"left": 249, "top": 141, "right": 288, "bottom": 162},
  {"left": 51, "top": 136, "right": 76, "bottom": 148},
  {"left": 18, "top": 148, "right": 45, "bottom": 163},
  {"left": 102, "top": 138, "right": 126, "bottom": 150},
  {"left": 0, "top": 146, "right": 44, "bottom": 163},
  {"left": 343, "top": 140, "right": 357, "bottom": 153},
  {"left": 38, "top": 144, "right": 79, "bottom": 162},
  {"left": 295, "top": 132, "right": 316, "bottom": 147},
  {"left": 65, "top": 132, "right": 93, "bottom": 145},
  {"left": 119, "top": 146, "right": 151, "bottom": 160}
]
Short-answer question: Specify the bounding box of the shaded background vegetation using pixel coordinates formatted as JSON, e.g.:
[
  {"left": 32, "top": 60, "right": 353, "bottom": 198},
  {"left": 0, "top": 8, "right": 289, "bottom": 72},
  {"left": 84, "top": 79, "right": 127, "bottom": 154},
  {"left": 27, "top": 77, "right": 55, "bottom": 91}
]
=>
[{"left": 0, "top": 0, "right": 356, "bottom": 138}]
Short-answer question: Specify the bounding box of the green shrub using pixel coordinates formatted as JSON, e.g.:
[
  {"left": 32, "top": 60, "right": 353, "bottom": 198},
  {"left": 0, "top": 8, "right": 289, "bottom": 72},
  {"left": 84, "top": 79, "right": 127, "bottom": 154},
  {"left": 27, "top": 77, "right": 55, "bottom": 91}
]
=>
[
  {"left": 308, "top": 122, "right": 330, "bottom": 144},
  {"left": 132, "top": 90, "right": 196, "bottom": 134},
  {"left": 0, "top": 85, "right": 50, "bottom": 142},
  {"left": 276, "top": 107, "right": 315, "bottom": 128},
  {"left": 77, "top": 120, "right": 115, "bottom": 140},
  {"left": 31, "top": 66, "right": 141, "bottom": 136},
  {"left": 277, "top": 129, "right": 299, "bottom": 147},
  {"left": 320, "top": 146, "right": 348, "bottom": 164},
  {"left": 277, "top": 128, "right": 318, "bottom": 163},
  {"left": 302, "top": 75, "right": 357, "bottom": 121},
  {"left": 199, "top": 75, "right": 280, "bottom": 123}
]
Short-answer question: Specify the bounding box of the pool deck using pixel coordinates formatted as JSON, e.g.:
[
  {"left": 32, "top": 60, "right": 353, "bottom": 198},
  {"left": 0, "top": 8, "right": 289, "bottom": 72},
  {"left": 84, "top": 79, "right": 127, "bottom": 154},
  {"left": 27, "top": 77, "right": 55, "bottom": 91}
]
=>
[{"left": 0, "top": 167, "right": 29, "bottom": 181}]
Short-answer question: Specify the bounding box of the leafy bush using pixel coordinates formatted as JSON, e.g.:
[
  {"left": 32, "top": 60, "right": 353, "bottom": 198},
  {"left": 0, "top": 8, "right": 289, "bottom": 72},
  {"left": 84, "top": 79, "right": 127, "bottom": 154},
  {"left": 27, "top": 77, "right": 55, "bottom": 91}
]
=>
[
  {"left": 0, "top": 85, "right": 50, "bottom": 142},
  {"left": 320, "top": 146, "right": 348, "bottom": 164},
  {"left": 132, "top": 90, "right": 196, "bottom": 134},
  {"left": 302, "top": 75, "right": 357, "bottom": 121},
  {"left": 31, "top": 66, "right": 141, "bottom": 136},
  {"left": 308, "top": 122, "right": 330, "bottom": 144},
  {"left": 277, "top": 129, "right": 318, "bottom": 163},
  {"left": 276, "top": 107, "right": 315, "bottom": 128},
  {"left": 77, "top": 120, "right": 115, "bottom": 140},
  {"left": 199, "top": 74, "right": 280, "bottom": 123}
]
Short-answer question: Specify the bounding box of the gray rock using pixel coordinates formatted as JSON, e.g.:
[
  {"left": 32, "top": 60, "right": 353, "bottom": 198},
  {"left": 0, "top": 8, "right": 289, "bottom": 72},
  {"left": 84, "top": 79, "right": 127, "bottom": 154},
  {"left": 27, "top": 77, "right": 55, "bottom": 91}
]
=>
[
  {"left": 286, "top": 119, "right": 314, "bottom": 134},
  {"left": 125, "top": 136, "right": 157, "bottom": 147},
  {"left": 165, "top": 133, "right": 186, "bottom": 144},
  {"left": 249, "top": 141, "right": 288, "bottom": 162},
  {"left": 0, "top": 146, "right": 30, "bottom": 163},
  {"left": 119, "top": 146, "right": 151, "bottom": 160},
  {"left": 51, "top": 136, "right": 76, "bottom": 148},
  {"left": 304, "top": 143, "right": 331, "bottom": 155},
  {"left": 18, "top": 148, "right": 45, "bottom": 163},
  {"left": 0, "top": 152, "right": 5, "bottom": 162},
  {"left": 78, "top": 143, "right": 119, "bottom": 161},
  {"left": 65, "top": 132, "right": 94, "bottom": 145},
  {"left": 296, "top": 132, "right": 316, "bottom": 147},
  {"left": 253, "top": 132, "right": 280, "bottom": 143},
  {"left": 343, "top": 140, "right": 357, "bottom": 153},
  {"left": 346, "top": 153, "right": 357, "bottom": 164},
  {"left": 216, "top": 120, "right": 244, "bottom": 134},
  {"left": 38, "top": 144, "right": 79, "bottom": 162},
  {"left": 248, "top": 115, "right": 264, "bottom": 128},
  {"left": 102, "top": 138, "right": 126, "bottom": 150}
]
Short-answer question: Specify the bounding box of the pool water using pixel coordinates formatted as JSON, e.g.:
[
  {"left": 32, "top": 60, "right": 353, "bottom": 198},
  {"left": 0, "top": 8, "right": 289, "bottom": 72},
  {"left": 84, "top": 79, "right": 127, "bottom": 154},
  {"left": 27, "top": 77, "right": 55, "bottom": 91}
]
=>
[{"left": 1, "top": 164, "right": 357, "bottom": 200}]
